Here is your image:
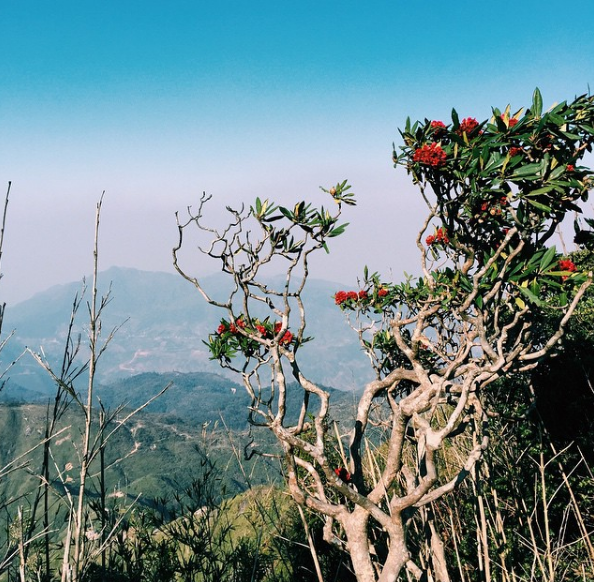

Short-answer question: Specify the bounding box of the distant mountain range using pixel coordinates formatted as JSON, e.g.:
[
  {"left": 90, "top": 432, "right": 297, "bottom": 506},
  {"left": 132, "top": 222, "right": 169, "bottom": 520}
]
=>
[{"left": 0, "top": 267, "right": 373, "bottom": 399}]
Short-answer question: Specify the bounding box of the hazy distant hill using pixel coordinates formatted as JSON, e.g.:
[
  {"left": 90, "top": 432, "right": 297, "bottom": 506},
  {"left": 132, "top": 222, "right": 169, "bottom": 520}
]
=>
[{"left": 0, "top": 267, "right": 372, "bottom": 398}]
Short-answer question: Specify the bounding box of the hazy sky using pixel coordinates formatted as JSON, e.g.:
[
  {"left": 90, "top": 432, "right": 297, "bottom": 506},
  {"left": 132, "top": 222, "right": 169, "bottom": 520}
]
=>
[{"left": 2, "top": 1, "right": 594, "bottom": 305}]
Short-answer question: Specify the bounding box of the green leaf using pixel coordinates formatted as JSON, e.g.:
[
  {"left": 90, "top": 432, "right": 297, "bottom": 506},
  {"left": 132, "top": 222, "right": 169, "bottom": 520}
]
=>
[
  {"left": 539, "top": 246, "right": 557, "bottom": 271},
  {"left": 279, "top": 206, "right": 293, "bottom": 219},
  {"left": 451, "top": 108, "right": 460, "bottom": 128},
  {"left": 525, "top": 185, "right": 555, "bottom": 196},
  {"left": 328, "top": 222, "right": 349, "bottom": 237},
  {"left": 549, "top": 166, "right": 566, "bottom": 180},
  {"left": 539, "top": 154, "right": 549, "bottom": 176},
  {"left": 483, "top": 154, "right": 506, "bottom": 174},
  {"left": 525, "top": 198, "right": 552, "bottom": 212},
  {"left": 511, "top": 163, "right": 542, "bottom": 178},
  {"left": 546, "top": 113, "right": 566, "bottom": 126},
  {"left": 562, "top": 130, "right": 581, "bottom": 140},
  {"left": 481, "top": 144, "right": 490, "bottom": 165},
  {"left": 518, "top": 285, "right": 546, "bottom": 307},
  {"left": 532, "top": 87, "right": 543, "bottom": 117}
]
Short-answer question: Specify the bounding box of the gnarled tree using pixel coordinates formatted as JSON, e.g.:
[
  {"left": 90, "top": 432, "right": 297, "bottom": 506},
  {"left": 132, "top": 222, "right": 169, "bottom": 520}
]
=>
[{"left": 173, "top": 90, "right": 594, "bottom": 581}]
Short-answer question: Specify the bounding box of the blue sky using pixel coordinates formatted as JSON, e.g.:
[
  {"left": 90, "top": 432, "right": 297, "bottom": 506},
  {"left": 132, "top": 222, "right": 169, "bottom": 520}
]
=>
[{"left": 2, "top": 1, "right": 594, "bottom": 304}]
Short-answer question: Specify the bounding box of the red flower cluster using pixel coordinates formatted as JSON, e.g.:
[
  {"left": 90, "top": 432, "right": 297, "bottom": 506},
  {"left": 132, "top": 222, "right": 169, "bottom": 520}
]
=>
[
  {"left": 413, "top": 143, "right": 447, "bottom": 168},
  {"left": 218, "top": 318, "right": 295, "bottom": 346},
  {"left": 558, "top": 259, "right": 577, "bottom": 281},
  {"left": 335, "top": 288, "right": 389, "bottom": 307},
  {"left": 218, "top": 319, "right": 246, "bottom": 334},
  {"left": 457, "top": 117, "right": 479, "bottom": 136},
  {"left": 558, "top": 259, "right": 577, "bottom": 272},
  {"left": 430, "top": 120, "right": 447, "bottom": 136},
  {"left": 567, "top": 164, "right": 575, "bottom": 172},
  {"left": 273, "top": 322, "right": 294, "bottom": 344},
  {"left": 426, "top": 227, "right": 449, "bottom": 246},
  {"left": 509, "top": 146, "right": 523, "bottom": 158},
  {"left": 230, "top": 319, "right": 246, "bottom": 333},
  {"left": 334, "top": 290, "right": 359, "bottom": 305},
  {"left": 334, "top": 467, "right": 351, "bottom": 482}
]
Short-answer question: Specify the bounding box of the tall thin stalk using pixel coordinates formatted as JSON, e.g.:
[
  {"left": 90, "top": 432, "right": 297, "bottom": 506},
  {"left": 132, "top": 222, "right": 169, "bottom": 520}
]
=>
[
  {"left": 0, "top": 181, "right": 11, "bottom": 339},
  {"left": 70, "top": 193, "right": 104, "bottom": 582}
]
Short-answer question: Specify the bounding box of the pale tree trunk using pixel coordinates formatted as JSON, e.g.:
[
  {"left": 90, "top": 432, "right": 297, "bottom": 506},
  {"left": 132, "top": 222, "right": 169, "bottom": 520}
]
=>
[
  {"left": 344, "top": 511, "right": 377, "bottom": 582},
  {"left": 344, "top": 509, "right": 414, "bottom": 582},
  {"left": 430, "top": 520, "right": 451, "bottom": 582},
  {"left": 377, "top": 528, "right": 411, "bottom": 582}
]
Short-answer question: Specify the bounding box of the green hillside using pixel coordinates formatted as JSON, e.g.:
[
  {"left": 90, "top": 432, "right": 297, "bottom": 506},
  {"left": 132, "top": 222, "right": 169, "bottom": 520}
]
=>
[{"left": 0, "top": 369, "right": 357, "bottom": 508}]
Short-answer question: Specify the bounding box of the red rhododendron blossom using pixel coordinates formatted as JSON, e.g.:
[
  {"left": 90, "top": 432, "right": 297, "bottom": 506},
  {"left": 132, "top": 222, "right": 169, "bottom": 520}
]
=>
[
  {"left": 430, "top": 120, "right": 446, "bottom": 136},
  {"left": 509, "top": 146, "right": 523, "bottom": 157},
  {"left": 217, "top": 324, "right": 226, "bottom": 335},
  {"left": 377, "top": 288, "right": 388, "bottom": 297},
  {"left": 335, "top": 290, "right": 367, "bottom": 305},
  {"left": 235, "top": 319, "right": 246, "bottom": 329},
  {"left": 274, "top": 322, "right": 283, "bottom": 333},
  {"left": 567, "top": 164, "right": 575, "bottom": 172},
  {"left": 426, "top": 228, "right": 449, "bottom": 246},
  {"left": 436, "top": 227, "right": 449, "bottom": 244},
  {"left": 559, "top": 259, "right": 577, "bottom": 281},
  {"left": 413, "top": 143, "right": 447, "bottom": 168},
  {"left": 558, "top": 259, "right": 577, "bottom": 272},
  {"left": 334, "top": 291, "right": 348, "bottom": 305},
  {"left": 457, "top": 117, "right": 479, "bottom": 136},
  {"left": 256, "top": 324, "right": 267, "bottom": 336},
  {"left": 280, "top": 331, "right": 293, "bottom": 345},
  {"left": 229, "top": 323, "right": 237, "bottom": 334},
  {"left": 334, "top": 467, "right": 351, "bottom": 482}
]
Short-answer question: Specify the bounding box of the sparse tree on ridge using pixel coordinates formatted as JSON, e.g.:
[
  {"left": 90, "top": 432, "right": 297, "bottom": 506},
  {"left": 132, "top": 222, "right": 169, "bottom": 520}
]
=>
[{"left": 173, "top": 89, "right": 594, "bottom": 581}]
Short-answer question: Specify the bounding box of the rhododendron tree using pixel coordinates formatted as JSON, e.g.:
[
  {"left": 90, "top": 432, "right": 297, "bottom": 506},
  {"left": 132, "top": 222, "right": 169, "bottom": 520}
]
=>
[{"left": 173, "top": 90, "right": 594, "bottom": 581}]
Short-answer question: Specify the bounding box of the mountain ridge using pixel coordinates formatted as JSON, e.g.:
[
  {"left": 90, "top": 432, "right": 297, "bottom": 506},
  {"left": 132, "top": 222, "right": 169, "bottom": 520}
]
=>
[{"left": 0, "top": 267, "right": 373, "bottom": 396}]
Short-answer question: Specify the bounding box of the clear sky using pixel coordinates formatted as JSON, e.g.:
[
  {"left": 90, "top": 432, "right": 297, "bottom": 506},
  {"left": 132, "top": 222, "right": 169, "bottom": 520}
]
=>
[{"left": 2, "top": 0, "right": 594, "bottom": 304}]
